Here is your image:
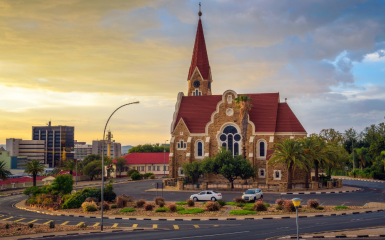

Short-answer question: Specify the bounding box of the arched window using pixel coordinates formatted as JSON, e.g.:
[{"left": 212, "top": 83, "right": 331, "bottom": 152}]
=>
[
  {"left": 257, "top": 140, "right": 267, "bottom": 159},
  {"left": 195, "top": 90, "right": 198, "bottom": 96},
  {"left": 195, "top": 140, "right": 204, "bottom": 158},
  {"left": 219, "top": 125, "right": 241, "bottom": 157},
  {"left": 208, "top": 82, "right": 211, "bottom": 89},
  {"left": 197, "top": 142, "right": 203, "bottom": 156},
  {"left": 259, "top": 142, "right": 265, "bottom": 157},
  {"left": 193, "top": 92, "right": 195, "bottom": 96}
]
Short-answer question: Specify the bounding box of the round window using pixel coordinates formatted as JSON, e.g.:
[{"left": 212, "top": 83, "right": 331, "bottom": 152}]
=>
[
  {"left": 234, "top": 134, "right": 241, "bottom": 141},
  {"left": 220, "top": 134, "right": 227, "bottom": 141}
]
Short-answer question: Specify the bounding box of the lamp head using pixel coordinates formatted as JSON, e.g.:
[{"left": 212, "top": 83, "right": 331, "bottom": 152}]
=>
[
  {"left": 133, "top": 101, "right": 140, "bottom": 104},
  {"left": 292, "top": 198, "right": 302, "bottom": 207}
]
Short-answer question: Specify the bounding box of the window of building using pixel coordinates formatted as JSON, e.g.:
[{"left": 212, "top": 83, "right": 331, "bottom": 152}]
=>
[
  {"left": 141, "top": 166, "right": 144, "bottom": 171},
  {"left": 178, "top": 167, "right": 184, "bottom": 176},
  {"left": 184, "top": 143, "right": 186, "bottom": 148},
  {"left": 193, "top": 92, "right": 195, "bottom": 96},
  {"left": 257, "top": 140, "right": 267, "bottom": 159},
  {"left": 148, "top": 166, "right": 151, "bottom": 171},
  {"left": 136, "top": 166, "right": 140, "bottom": 171},
  {"left": 208, "top": 81, "right": 211, "bottom": 89},
  {"left": 153, "top": 166, "right": 155, "bottom": 171},
  {"left": 178, "top": 143, "right": 180, "bottom": 148},
  {"left": 195, "top": 90, "right": 198, "bottom": 96},
  {"left": 157, "top": 166, "right": 160, "bottom": 171},
  {"left": 167, "top": 166, "right": 169, "bottom": 170},
  {"left": 259, "top": 168, "right": 266, "bottom": 178},
  {"left": 178, "top": 140, "right": 187, "bottom": 150},
  {"left": 260, "top": 142, "right": 265, "bottom": 157},
  {"left": 227, "top": 95, "right": 232, "bottom": 104},
  {"left": 218, "top": 125, "right": 241, "bottom": 157},
  {"left": 273, "top": 170, "right": 281, "bottom": 180},
  {"left": 195, "top": 140, "right": 204, "bottom": 158}
]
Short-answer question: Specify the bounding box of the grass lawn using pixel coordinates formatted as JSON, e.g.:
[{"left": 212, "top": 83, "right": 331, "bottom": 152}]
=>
[
  {"left": 229, "top": 210, "right": 258, "bottom": 215},
  {"left": 176, "top": 201, "right": 187, "bottom": 205},
  {"left": 177, "top": 208, "right": 205, "bottom": 214},
  {"left": 334, "top": 206, "right": 349, "bottom": 210},
  {"left": 155, "top": 207, "right": 170, "bottom": 212},
  {"left": 119, "top": 208, "right": 136, "bottom": 213}
]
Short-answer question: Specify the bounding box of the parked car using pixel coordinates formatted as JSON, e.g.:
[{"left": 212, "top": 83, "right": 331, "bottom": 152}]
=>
[
  {"left": 190, "top": 190, "right": 222, "bottom": 201},
  {"left": 241, "top": 188, "right": 263, "bottom": 202}
]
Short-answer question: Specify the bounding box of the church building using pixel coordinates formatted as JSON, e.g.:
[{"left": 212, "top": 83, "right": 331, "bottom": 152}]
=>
[{"left": 168, "top": 10, "right": 309, "bottom": 185}]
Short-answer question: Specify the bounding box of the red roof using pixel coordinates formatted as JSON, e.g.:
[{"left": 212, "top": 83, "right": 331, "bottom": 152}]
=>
[
  {"left": 0, "top": 176, "right": 46, "bottom": 185},
  {"left": 188, "top": 18, "right": 210, "bottom": 80},
  {"left": 57, "top": 170, "right": 81, "bottom": 177},
  {"left": 173, "top": 93, "right": 306, "bottom": 134},
  {"left": 119, "top": 153, "right": 170, "bottom": 165}
]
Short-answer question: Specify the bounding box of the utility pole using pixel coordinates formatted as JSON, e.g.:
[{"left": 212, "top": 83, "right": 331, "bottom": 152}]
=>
[{"left": 164, "top": 140, "right": 169, "bottom": 177}]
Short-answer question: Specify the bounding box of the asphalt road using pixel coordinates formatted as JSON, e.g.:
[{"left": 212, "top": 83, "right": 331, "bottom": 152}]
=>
[{"left": 0, "top": 179, "right": 384, "bottom": 239}]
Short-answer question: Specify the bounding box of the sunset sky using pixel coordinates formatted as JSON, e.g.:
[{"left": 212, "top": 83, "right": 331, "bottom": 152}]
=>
[{"left": 1, "top": 0, "right": 385, "bottom": 146}]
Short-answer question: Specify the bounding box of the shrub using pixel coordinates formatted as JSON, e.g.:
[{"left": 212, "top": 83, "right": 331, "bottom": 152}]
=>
[
  {"left": 236, "top": 203, "right": 245, "bottom": 207},
  {"left": 81, "top": 202, "right": 97, "bottom": 212},
  {"left": 51, "top": 174, "right": 74, "bottom": 194},
  {"left": 28, "top": 223, "right": 34, "bottom": 228},
  {"left": 27, "top": 198, "right": 37, "bottom": 205},
  {"left": 154, "top": 197, "right": 165, "bottom": 205},
  {"left": 5, "top": 223, "right": 9, "bottom": 229},
  {"left": 176, "top": 201, "right": 187, "bottom": 205},
  {"left": 254, "top": 200, "right": 267, "bottom": 211},
  {"left": 85, "top": 197, "right": 99, "bottom": 203},
  {"left": 334, "top": 206, "right": 349, "bottom": 210},
  {"left": 159, "top": 201, "right": 166, "bottom": 207},
  {"left": 117, "top": 196, "right": 129, "bottom": 208},
  {"left": 104, "top": 190, "right": 117, "bottom": 202},
  {"left": 169, "top": 204, "right": 177, "bottom": 212},
  {"left": 316, "top": 206, "right": 324, "bottom": 210},
  {"left": 177, "top": 208, "right": 205, "bottom": 214},
  {"left": 78, "top": 223, "right": 87, "bottom": 229},
  {"left": 150, "top": 175, "right": 156, "bottom": 179},
  {"left": 143, "top": 203, "right": 153, "bottom": 211},
  {"left": 119, "top": 208, "right": 136, "bottom": 213},
  {"left": 204, "top": 201, "right": 221, "bottom": 211},
  {"left": 61, "top": 194, "right": 72, "bottom": 203},
  {"left": 62, "top": 187, "right": 101, "bottom": 209},
  {"left": 234, "top": 197, "right": 246, "bottom": 204},
  {"left": 111, "top": 204, "right": 117, "bottom": 209},
  {"left": 136, "top": 199, "right": 146, "bottom": 208},
  {"left": 42, "top": 198, "right": 54, "bottom": 207},
  {"left": 23, "top": 186, "right": 50, "bottom": 198},
  {"left": 177, "top": 206, "right": 185, "bottom": 211},
  {"left": 276, "top": 206, "right": 283, "bottom": 210},
  {"left": 36, "top": 194, "right": 47, "bottom": 205},
  {"left": 187, "top": 199, "right": 195, "bottom": 207},
  {"left": 265, "top": 203, "right": 270, "bottom": 208},
  {"left": 307, "top": 199, "right": 319, "bottom": 209},
  {"left": 143, "top": 172, "right": 155, "bottom": 179},
  {"left": 275, "top": 199, "right": 285, "bottom": 206},
  {"left": 283, "top": 200, "right": 295, "bottom": 212},
  {"left": 155, "top": 207, "right": 169, "bottom": 212},
  {"left": 216, "top": 200, "right": 226, "bottom": 207},
  {"left": 127, "top": 169, "right": 139, "bottom": 176},
  {"left": 229, "top": 210, "right": 257, "bottom": 215},
  {"left": 242, "top": 206, "right": 254, "bottom": 211},
  {"left": 130, "top": 172, "right": 141, "bottom": 180},
  {"left": 102, "top": 201, "right": 110, "bottom": 210},
  {"left": 49, "top": 221, "right": 55, "bottom": 229}
]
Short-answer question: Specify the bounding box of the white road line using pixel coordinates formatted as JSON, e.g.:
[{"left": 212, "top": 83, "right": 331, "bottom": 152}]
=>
[{"left": 160, "top": 231, "right": 250, "bottom": 240}]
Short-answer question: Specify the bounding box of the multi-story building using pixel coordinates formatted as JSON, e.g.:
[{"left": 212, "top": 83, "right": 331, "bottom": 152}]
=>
[
  {"left": 32, "top": 121, "right": 74, "bottom": 167},
  {"left": 92, "top": 140, "right": 121, "bottom": 159},
  {"left": 6, "top": 138, "right": 45, "bottom": 163},
  {"left": 74, "top": 141, "right": 92, "bottom": 161},
  {"left": 0, "top": 147, "right": 28, "bottom": 169}
]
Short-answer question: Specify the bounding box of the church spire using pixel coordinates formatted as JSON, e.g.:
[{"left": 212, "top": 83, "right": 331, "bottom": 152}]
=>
[{"left": 187, "top": 3, "right": 210, "bottom": 81}]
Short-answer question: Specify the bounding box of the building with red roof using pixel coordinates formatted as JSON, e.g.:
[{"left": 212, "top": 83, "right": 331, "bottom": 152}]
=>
[{"left": 168, "top": 9, "right": 309, "bottom": 185}]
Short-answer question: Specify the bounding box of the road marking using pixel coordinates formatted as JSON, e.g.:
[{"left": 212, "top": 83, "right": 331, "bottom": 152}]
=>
[
  {"left": 76, "top": 222, "right": 85, "bottom": 226},
  {"left": 132, "top": 224, "right": 138, "bottom": 228},
  {"left": 173, "top": 225, "right": 179, "bottom": 230},
  {"left": 194, "top": 225, "right": 199, "bottom": 228},
  {"left": 153, "top": 224, "right": 158, "bottom": 228},
  {"left": 93, "top": 223, "right": 100, "bottom": 227},
  {"left": 2, "top": 217, "right": 13, "bottom": 220},
  {"left": 44, "top": 220, "right": 53, "bottom": 224},
  {"left": 214, "top": 225, "right": 219, "bottom": 227},
  {"left": 160, "top": 231, "right": 250, "bottom": 240},
  {"left": 14, "top": 218, "right": 25, "bottom": 222},
  {"left": 28, "top": 219, "right": 39, "bottom": 223},
  {"left": 112, "top": 223, "right": 118, "bottom": 228},
  {"left": 61, "top": 221, "right": 69, "bottom": 225}
]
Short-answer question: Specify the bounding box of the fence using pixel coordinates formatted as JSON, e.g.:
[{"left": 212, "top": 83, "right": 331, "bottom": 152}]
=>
[
  {"left": 288, "top": 183, "right": 311, "bottom": 189},
  {"left": 0, "top": 181, "right": 45, "bottom": 190}
]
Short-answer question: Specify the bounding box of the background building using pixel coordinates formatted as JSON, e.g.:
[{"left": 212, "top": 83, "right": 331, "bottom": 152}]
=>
[
  {"left": 0, "top": 148, "right": 28, "bottom": 169},
  {"left": 32, "top": 121, "right": 74, "bottom": 167},
  {"left": 92, "top": 140, "right": 121, "bottom": 159},
  {"left": 74, "top": 141, "right": 92, "bottom": 161},
  {"left": 6, "top": 138, "right": 45, "bottom": 163}
]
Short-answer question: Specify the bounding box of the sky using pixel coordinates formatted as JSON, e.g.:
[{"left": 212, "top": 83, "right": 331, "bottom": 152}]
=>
[{"left": 0, "top": 0, "right": 385, "bottom": 146}]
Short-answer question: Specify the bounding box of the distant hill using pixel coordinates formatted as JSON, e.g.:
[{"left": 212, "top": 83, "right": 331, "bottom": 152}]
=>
[{"left": 121, "top": 145, "right": 133, "bottom": 155}]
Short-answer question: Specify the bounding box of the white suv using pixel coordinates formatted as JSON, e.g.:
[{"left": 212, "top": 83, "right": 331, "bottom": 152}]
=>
[{"left": 241, "top": 188, "right": 263, "bottom": 202}]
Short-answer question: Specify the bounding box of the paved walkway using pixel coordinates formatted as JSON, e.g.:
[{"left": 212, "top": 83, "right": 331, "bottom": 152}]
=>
[{"left": 280, "top": 226, "right": 385, "bottom": 239}]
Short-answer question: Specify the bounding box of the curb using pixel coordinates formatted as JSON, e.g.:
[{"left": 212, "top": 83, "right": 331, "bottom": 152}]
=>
[
  {"left": 281, "top": 234, "right": 385, "bottom": 239},
  {"left": 15, "top": 205, "right": 385, "bottom": 222},
  {"left": 0, "top": 192, "right": 23, "bottom": 198},
  {"left": 336, "top": 178, "right": 385, "bottom": 183},
  {"left": 280, "top": 188, "right": 362, "bottom": 195},
  {"left": 16, "top": 228, "right": 158, "bottom": 240}
]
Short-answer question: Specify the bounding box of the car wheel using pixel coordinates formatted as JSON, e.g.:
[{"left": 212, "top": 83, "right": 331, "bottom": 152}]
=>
[
  {"left": 260, "top": 195, "right": 263, "bottom": 199},
  {"left": 211, "top": 197, "right": 216, "bottom": 201},
  {"left": 193, "top": 197, "right": 198, "bottom": 202}
]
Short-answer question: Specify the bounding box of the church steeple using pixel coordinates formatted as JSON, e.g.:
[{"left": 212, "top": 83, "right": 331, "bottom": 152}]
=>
[{"left": 187, "top": 3, "right": 212, "bottom": 96}]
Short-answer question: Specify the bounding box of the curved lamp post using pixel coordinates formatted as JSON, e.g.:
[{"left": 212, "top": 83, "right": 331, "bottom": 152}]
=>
[
  {"left": 164, "top": 140, "right": 169, "bottom": 177},
  {"left": 292, "top": 198, "right": 302, "bottom": 240},
  {"left": 100, "top": 101, "right": 139, "bottom": 230}
]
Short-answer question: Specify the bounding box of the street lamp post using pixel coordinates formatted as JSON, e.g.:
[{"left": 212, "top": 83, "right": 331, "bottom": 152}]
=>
[
  {"left": 292, "top": 198, "right": 302, "bottom": 240},
  {"left": 100, "top": 101, "right": 139, "bottom": 231},
  {"left": 164, "top": 140, "right": 169, "bottom": 177}
]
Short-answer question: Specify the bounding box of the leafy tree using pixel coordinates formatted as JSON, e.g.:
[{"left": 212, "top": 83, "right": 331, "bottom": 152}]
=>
[
  {"left": 182, "top": 161, "right": 203, "bottom": 184},
  {"left": 353, "top": 147, "right": 372, "bottom": 170},
  {"left": 24, "top": 160, "right": 45, "bottom": 186},
  {"left": 325, "top": 144, "right": 349, "bottom": 178},
  {"left": 300, "top": 136, "right": 329, "bottom": 182},
  {"left": 52, "top": 168, "right": 61, "bottom": 175},
  {"left": 79, "top": 154, "right": 102, "bottom": 172},
  {"left": 127, "top": 168, "right": 139, "bottom": 176},
  {"left": 0, "top": 161, "right": 11, "bottom": 181},
  {"left": 130, "top": 172, "right": 141, "bottom": 180},
  {"left": 63, "top": 159, "right": 76, "bottom": 175},
  {"left": 234, "top": 95, "right": 253, "bottom": 158},
  {"left": 268, "top": 139, "right": 309, "bottom": 188},
  {"left": 83, "top": 160, "right": 103, "bottom": 180},
  {"left": 52, "top": 174, "right": 74, "bottom": 194},
  {"left": 319, "top": 128, "right": 345, "bottom": 145},
  {"left": 114, "top": 157, "right": 127, "bottom": 178},
  {"left": 239, "top": 158, "right": 257, "bottom": 183},
  {"left": 128, "top": 144, "right": 170, "bottom": 154}
]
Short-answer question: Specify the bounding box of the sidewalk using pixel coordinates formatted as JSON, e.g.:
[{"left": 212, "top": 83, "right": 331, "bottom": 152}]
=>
[{"left": 280, "top": 226, "right": 385, "bottom": 239}]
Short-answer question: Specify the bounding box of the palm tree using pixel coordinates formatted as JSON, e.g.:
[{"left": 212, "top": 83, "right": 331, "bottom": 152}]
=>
[
  {"left": 0, "top": 161, "right": 11, "bottom": 181},
  {"left": 354, "top": 147, "right": 371, "bottom": 170},
  {"left": 268, "top": 138, "right": 309, "bottom": 189},
  {"left": 234, "top": 95, "right": 252, "bottom": 159},
  {"left": 24, "top": 160, "right": 45, "bottom": 186},
  {"left": 300, "top": 136, "right": 329, "bottom": 182},
  {"left": 63, "top": 159, "right": 76, "bottom": 176}
]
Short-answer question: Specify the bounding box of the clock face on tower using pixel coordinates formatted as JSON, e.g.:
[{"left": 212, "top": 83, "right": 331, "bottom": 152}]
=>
[{"left": 193, "top": 80, "right": 200, "bottom": 88}]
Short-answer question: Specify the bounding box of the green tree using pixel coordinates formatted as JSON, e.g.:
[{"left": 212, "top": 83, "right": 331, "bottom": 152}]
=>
[
  {"left": 52, "top": 174, "right": 74, "bottom": 194},
  {"left": 354, "top": 147, "right": 372, "bottom": 170},
  {"left": 0, "top": 161, "right": 11, "bottom": 181},
  {"left": 83, "top": 160, "right": 103, "bottom": 180},
  {"left": 182, "top": 161, "right": 203, "bottom": 184},
  {"left": 239, "top": 158, "right": 257, "bottom": 184},
  {"left": 24, "top": 160, "right": 45, "bottom": 186},
  {"left": 268, "top": 139, "right": 309, "bottom": 188},
  {"left": 300, "top": 136, "right": 329, "bottom": 182},
  {"left": 51, "top": 168, "right": 61, "bottom": 175},
  {"left": 114, "top": 157, "right": 127, "bottom": 178},
  {"left": 128, "top": 144, "right": 170, "bottom": 154},
  {"left": 234, "top": 95, "right": 253, "bottom": 158},
  {"left": 79, "top": 154, "right": 102, "bottom": 172},
  {"left": 63, "top": 159, "right": 76, "bottom": 176}
]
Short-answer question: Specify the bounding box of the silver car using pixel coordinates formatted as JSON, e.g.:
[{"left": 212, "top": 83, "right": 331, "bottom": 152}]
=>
[{"left": 241, "top": 188, "right": 263, "bottom": 202}]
